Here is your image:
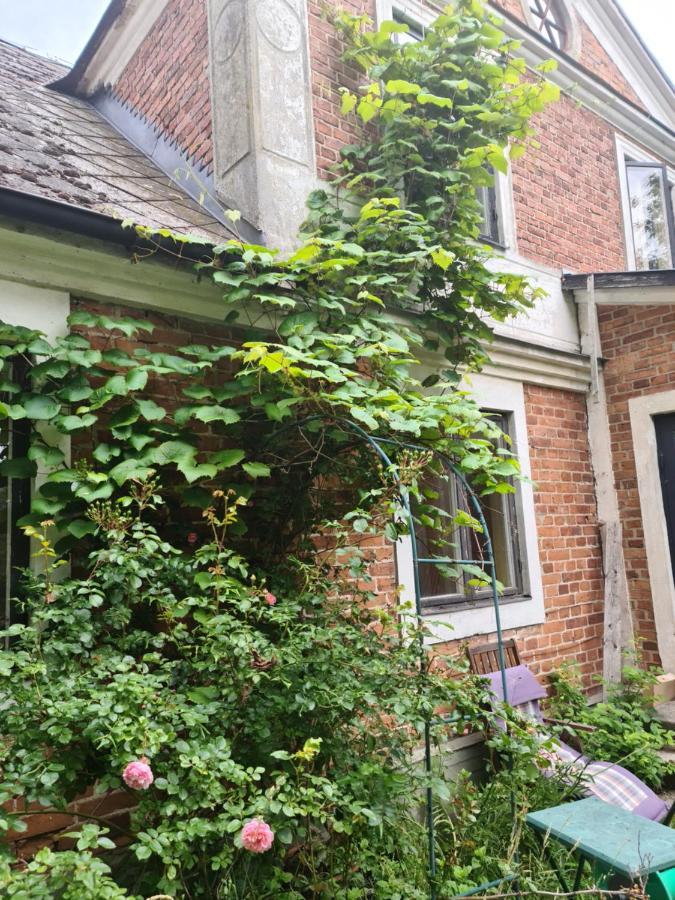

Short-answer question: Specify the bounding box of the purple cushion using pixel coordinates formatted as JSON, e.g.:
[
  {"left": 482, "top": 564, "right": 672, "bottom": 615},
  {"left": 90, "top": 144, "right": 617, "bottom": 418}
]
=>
[{"left": 485, "top": 665, "right": 547, "bottom": 707}]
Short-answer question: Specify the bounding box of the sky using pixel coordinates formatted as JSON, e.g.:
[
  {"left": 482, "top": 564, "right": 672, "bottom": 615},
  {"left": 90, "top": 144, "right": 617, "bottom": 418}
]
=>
[{"left": 0, "top": 0, "right": 672, "bottom": 81}]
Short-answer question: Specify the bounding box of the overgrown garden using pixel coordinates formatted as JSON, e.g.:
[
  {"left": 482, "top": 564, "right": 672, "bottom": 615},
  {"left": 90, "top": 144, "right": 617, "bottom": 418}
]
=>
[{"left": 0, "top": 2, "right": 667, "bottom": 897}]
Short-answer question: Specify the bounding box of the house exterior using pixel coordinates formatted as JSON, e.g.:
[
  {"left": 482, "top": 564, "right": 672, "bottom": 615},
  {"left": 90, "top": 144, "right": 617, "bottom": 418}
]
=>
[{"left": 0, "top": 0, "right": 674, "bottom": 697}]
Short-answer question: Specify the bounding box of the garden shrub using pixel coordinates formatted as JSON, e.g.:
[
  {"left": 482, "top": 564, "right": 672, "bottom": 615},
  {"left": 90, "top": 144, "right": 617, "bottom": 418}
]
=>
[
  {"left": 0, "top": 487, "right": 504, "bottom": 897},
  {"left": 548, "top": 662, "right": 674, "bottom": 789},
  {"left": 0, "top": 1, "right": 567, "bottom": 895}
]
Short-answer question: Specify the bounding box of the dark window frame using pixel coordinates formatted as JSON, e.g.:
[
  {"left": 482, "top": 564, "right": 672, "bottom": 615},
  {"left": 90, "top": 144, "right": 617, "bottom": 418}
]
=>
[
  {"left": 529, "top": 0, "right": 568, "bottom": 51},
  {"left": 478, "top": 180, "right": 502, "bottom": 247},
  {"left": 1, "top": 356, "right": 31, "bottom": 633},
  {"left": 415, "top": 412, "right": 528, "bottom": 612},
  {"left": 655, "top": 413, "right": 675, "bottom": 586},
  {"left": 392, "top": 8, "right": 426, "bottom": 43}
]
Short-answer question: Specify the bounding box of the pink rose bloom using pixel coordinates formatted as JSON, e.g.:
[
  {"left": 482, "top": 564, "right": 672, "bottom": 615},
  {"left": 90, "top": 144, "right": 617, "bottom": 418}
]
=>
[
  {"left": 187, "top": 532, "right": 198, "bottom": 545},
  {"left": 240, "top": 818, "right": 274, "bottom": 853},
  {"left": 264, "top": 591, "right": 277, "bottom": 606},
  {"left": 122, "top": 757, "right": 154, "bottom": 790}
]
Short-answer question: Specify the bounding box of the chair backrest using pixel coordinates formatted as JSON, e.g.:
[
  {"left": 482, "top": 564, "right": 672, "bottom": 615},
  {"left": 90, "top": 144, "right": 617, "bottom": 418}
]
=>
[{"left": 467, "top": 638, "right": 521, "bottom": 675}]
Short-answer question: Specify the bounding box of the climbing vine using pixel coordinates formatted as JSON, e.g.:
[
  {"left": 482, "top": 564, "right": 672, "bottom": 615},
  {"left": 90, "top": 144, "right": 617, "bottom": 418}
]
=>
[
  {"left": 0, "top": 0, "right": 557, "bottom": 552},
  {"left": 0, "top": 3, "right": 563, "bottom": 896}
]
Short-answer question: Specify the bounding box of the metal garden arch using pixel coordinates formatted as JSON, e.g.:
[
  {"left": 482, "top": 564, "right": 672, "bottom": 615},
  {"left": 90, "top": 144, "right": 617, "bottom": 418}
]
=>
[{"left": 270, "top": 417, "right": 515, "bottom": 899}]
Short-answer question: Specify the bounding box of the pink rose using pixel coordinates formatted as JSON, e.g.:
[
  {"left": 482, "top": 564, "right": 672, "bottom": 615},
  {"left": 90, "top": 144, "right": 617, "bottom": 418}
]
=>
[
  {"left": 122, "top": 757, "right": 154, "bottom": 790},
  {"left": 264, "top": 591, "right": 277, "bottom": 606},
  {"left": 240, "top": 818, "right": 274, "bottom": 853},
  {"left": 187, "top": 532, "right": 198, "bottom": 545}
]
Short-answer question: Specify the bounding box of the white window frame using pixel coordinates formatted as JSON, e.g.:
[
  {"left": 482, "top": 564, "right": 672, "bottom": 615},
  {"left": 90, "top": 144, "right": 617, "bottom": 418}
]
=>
[
  {"left": 395, "top": 374, "right": 545, "bottom": 644},
  {"left": 629, "top": 390, "right": 675, "bottom": 672},
  {"left": 375, "top": 0, "right": 517, "bottom": 253},
  {"left": 615, "top": 134, "right": 675, "bottom": 271}
]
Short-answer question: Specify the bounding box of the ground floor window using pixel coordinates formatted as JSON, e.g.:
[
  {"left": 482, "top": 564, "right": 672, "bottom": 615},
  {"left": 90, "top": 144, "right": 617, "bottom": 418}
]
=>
[
  {"left": 1, "top": 358, "right": 30, "bottom": 633},
  {"left": 414, "top": 412, "right": 525, "bottom": 610}
]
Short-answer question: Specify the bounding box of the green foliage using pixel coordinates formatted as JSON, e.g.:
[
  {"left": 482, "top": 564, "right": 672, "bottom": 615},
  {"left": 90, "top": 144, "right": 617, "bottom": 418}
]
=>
[
  {"left": 0, "top": 840, "right": 132, "bottom": 899},
  {"left": 548, "top": 662, "right": 674, "bottom": 788},
  {"left": 0, "top": 490, "right": 497, "bottom": 897},
  {"left": 0, "top": 2, "right": 564, "bottom": 895},
  {"left": 0, "top": 0, "right": 557, "bottom": 559}
]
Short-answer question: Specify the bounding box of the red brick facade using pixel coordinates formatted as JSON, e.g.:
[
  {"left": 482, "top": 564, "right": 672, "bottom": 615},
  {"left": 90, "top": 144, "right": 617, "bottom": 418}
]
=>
[
  {"left": 494, "top": 0, "right": 645, "bottom": 108},
  {"left": 113, "top": 0, "right": 213, "bottom": 171},
  {"left": 510, "top": 93, "right": 627, "bottom": 272},
  {"left": 596, "top": 304, "right": 675, "bottom": 667}
]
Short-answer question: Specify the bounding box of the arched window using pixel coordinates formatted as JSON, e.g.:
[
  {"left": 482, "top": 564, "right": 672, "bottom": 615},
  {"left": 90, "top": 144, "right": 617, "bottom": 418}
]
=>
[{"left": 528, "top": 0, "right": 568, "bottom": 51}]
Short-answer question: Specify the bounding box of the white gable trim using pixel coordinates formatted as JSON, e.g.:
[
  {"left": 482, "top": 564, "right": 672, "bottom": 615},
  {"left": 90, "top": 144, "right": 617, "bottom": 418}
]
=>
[
  {"left": 72, "top": 0, "right": 170, "bottom": 96},
  {"left": 572, "top": 0, "right": 675, "bottom": 131}
]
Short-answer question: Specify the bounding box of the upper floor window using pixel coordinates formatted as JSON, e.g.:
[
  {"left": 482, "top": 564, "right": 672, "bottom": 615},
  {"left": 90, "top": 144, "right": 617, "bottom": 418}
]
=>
[
  {"left": 625, "top": 161, "right": 675, "bottom": 270},
  {"left": 392, "top": 8, "right": 425, "bottom": 44},
  {"left": 385, "top": 3, "right": 509, "bottom": 248},
  {"left": 477, "top": 174, "right": 502, "bottom": 246},
  {"left": 528, "top": 0, "right": 568, "bottom": 50},
  {"left": 617, "top": 137, "right": 675, "bottom": 271}
]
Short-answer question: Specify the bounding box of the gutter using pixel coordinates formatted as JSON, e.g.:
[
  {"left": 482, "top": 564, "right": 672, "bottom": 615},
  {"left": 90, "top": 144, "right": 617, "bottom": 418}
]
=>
[
  {"left": 562, "top": 270, "right": 675, "bottom": 291},
  {"left": 0, "top": 186, "right": 217, "bottom": 264}
]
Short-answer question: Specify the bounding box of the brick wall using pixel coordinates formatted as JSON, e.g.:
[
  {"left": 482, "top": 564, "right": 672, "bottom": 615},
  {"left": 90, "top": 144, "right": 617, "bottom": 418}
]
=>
[
  {"left": 576, "top": 20, "right": 644, "bottom": 108},
  {"left": 308, "top": 0, "right": 375, "bottom": 180},
  {"left": 112, "top": 0, "right": 213, "bottom": 172},
  {"left": 597, "top": 304, "right": 675, "bottom": 666},
  {"left": 493, "top": 0, "right": 644, "bottom": 108},
  {"left": 510, "top": 93, "right": 627, "bottom": 272}
]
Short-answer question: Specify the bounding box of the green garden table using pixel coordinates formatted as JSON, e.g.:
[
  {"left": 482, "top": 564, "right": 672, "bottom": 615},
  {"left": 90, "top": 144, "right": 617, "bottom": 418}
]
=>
[{"left": 526, "top": 798, "right": 675, "bottom": 899}]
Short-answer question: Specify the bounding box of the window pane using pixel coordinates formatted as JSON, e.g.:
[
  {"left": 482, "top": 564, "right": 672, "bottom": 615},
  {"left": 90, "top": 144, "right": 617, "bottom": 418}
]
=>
[
  {"left": 414, "top": 414, "right": 522, "bottom": 607},
  {"left": 392, "top": 10, "right": 424, "bottom": 44},
  {"left": 626, "top": 164, "right": 673, "bottom": 270},
  {"left": 478, "top": 183, "right": 500, "bottom": 243},
  {"left": 416, "top": 476, "right": 462, "bottom": 601}
]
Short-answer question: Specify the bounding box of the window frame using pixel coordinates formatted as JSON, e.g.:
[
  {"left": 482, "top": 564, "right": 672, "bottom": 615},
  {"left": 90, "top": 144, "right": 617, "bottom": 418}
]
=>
[
  {"left": 616, "top": 135, "right": 675, "bottom": 272},
  {"left": 395, "top": 375, "right": 544, "bottom": 644},
  {"left": 518, "top": 0, "right": 580, "bottom": 58},
  {"left": 415, "top": 411, "right": 525, "bottom": 611},
  {"left": 528, "top": 0, "right": 568, "bottom": 51},
  {"left": 375, "top": 1, "right": 514, "bottom": 251},
  {"left": 1, "top": 356, "right": 31, "bottom": 634}
]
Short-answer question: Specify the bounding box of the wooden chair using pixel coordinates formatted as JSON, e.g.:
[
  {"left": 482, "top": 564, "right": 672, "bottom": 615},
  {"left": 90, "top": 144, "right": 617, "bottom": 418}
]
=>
[{"left": 467, "top": 638, "right": 521, "bottom": 676}]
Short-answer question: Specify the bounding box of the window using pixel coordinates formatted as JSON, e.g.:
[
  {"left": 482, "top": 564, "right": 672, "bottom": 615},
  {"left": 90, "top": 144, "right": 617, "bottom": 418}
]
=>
[
  {"left": 478, "top": 178, "right": 501, "bottom": 245},
  {"left": 414, "top": 413, "right": 525, "bottom": 610},
  {"left": 385, "top": 3, "right": 508, "bottom": 247},
  {"left": 1, "top": 358, "right": 30, "bottom": 636},
  {"left": 625, "top": 161, "right": 675, "bottom": 271},
  {"left": 528, "top": 0, "right": 568, "bottom": 50},
  {"left": 392, "top": 9, "right": 425, "bottom": 44}
]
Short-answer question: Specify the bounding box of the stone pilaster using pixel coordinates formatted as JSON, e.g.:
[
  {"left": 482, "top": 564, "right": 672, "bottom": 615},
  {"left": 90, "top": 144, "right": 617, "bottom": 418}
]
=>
[{"left": 207, "top": 0, "right": 316, "bottom": 250}]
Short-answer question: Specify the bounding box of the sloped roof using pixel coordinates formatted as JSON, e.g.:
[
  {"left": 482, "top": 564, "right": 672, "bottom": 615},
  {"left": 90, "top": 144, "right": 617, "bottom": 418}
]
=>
[{"left": 0, "top": 39, "right": 227, "bottom": 241}]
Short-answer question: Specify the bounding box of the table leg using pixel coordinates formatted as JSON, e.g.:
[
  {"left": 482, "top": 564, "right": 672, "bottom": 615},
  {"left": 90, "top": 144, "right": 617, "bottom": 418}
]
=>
[
  {"left": 531, "top": 829, "right": 570, "bottom": 894},
  {"left": 572, "top": 854, "right": 586, "bottom": 893}
]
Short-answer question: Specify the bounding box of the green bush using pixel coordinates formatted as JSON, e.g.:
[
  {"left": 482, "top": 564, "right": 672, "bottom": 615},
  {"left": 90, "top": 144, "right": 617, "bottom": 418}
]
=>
[
  {"left": 548, "top": 662, "right": 673, "bottom": 789},
  {"left": 0, "top": 489, "right": 500, "bottom": 898}
]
